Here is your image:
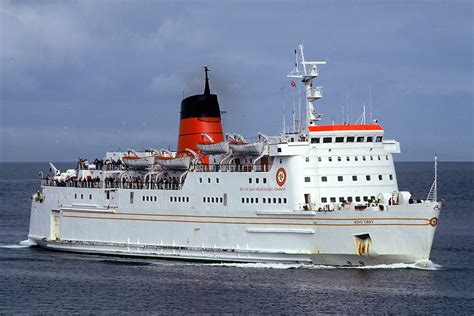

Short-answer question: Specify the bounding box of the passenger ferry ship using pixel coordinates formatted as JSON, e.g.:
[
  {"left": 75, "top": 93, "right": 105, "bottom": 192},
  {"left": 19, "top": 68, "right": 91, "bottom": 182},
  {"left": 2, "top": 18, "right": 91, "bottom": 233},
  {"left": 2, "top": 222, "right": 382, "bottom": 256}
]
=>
[{"left": 26, "top": 45, "right": 441, "bottom": 266}]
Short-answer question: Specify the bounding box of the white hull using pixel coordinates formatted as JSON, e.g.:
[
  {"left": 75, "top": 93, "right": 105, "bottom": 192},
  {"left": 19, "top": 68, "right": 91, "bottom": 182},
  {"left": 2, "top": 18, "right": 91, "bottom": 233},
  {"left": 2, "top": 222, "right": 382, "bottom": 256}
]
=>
[{"left": 28, "top": 187, "right": 440, "bottom": 266}]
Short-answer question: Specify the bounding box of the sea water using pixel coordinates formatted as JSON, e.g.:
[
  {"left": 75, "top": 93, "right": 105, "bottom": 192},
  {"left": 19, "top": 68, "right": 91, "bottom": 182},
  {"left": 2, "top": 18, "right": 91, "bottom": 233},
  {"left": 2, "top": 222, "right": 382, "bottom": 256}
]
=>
[{"left": 0, "top": 162, "right": 473, "bottom": 313}]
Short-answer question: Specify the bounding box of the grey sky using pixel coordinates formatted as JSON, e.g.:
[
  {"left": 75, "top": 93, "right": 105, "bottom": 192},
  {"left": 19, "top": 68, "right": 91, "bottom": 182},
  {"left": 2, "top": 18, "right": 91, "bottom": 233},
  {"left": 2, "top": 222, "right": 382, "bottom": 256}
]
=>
[{"left": 1, "top": 0, "right": 472, "bottom": 162}]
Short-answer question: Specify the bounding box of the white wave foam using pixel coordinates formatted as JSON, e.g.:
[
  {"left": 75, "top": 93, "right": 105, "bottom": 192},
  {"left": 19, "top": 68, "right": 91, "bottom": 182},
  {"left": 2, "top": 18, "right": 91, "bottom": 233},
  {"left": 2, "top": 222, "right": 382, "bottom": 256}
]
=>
[
  {"left": 206, "top": 260, "right": 442, "bottom": 270},
  {"left": 0, "top": 244, "right": 34, "bottom": 249}
]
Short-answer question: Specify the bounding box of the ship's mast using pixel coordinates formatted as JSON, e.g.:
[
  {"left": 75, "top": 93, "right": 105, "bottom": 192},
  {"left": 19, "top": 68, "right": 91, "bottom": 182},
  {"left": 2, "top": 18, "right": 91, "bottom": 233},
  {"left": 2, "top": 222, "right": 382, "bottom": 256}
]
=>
[{"left": 287, "top": 43, "right": 326, "bottom": 129}]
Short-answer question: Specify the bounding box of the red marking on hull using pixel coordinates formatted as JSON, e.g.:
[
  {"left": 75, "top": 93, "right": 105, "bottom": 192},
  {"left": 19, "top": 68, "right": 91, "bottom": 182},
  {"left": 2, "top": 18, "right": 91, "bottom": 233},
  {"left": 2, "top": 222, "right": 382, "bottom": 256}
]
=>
[{"left": 308, "top": 124, "right": 383, "bottom": 132}]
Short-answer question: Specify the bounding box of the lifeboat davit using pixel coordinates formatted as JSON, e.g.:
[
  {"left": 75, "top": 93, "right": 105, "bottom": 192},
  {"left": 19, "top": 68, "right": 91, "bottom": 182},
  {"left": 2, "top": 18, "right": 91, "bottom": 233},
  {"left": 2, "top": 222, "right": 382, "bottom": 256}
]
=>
[
  {"left": 229, "top": 141, "right": 264, "bottom": 155},
  {"left": 156, "top": 155, "right": 192, "bottom": 170},
  {"left": 196, "top": 141, "right": 229, "bottom": 155}
]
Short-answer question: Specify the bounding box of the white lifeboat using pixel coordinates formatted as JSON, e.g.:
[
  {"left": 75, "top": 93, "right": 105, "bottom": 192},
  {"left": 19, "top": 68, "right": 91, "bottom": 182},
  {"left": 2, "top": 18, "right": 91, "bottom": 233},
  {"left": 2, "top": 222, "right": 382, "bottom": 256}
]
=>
[
  {"left": 229, "top": 141, "right": 264, "bottom": 155},
  {"left": 197, "top": 141, "right": 230, "bottom": 155},
  {"left": 156, "top": 155, "right": 192, "bottom": 170},
  {"left": 122, "top": 150, "right": 155, "bottom": 169}
]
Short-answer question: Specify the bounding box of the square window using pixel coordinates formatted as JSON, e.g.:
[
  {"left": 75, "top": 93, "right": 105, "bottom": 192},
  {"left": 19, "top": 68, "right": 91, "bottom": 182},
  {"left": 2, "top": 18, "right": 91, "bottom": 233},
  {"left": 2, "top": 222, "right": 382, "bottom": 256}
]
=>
[
  {"left": 170, "top": 197, "right": 173, "bottom": 202},
  {"left": 186, "top": 197, "right": 189, "bottom": 202},
  {"left": 321, "top": 176, "right": 327, "bottom": 182},
  {"left": 363, "top": 196, "right": 369, "bottom": 201},
  {"left": 216, "top": 178, "right": 219, "bottom": 183},
  {"left": 339, "top": 197, "right": 345, "bottom": 202},
  {"left": 263, "top": 178, "right": 267, "bottom": 183},
  {"left": 211, "top": 197, "right": 215, "bottom": 203},
  {"left": 338, "top": 176, "right": 343, "bottom": 182},
  {"left": 355, "top": 156, "right": 358, "bottom": 161},
  {"left": 321, "top": 197, "right": 327, "bottom": 203},
  {"left": 318, "top": 157, "right": 322, "bottom": 162},
  {"left": 199, "top": 178, "right": 202, "bottom": 183},
  {"left": 304, "top": 177, "right": 311, "bottom": 182},
  {"left": 335, "top": 137, "right": 344, "bottom": 143},
  {"left": 379, "top": 175, "right": 383, "bottom": 180},
  {"left": 207, "top": 197, "right": 211, "bottom": 203},
  {"left": 378, "top": 156, "right": 381, "bottom": 160},
  {"left": 376, "top": 136, "right": 383, "bottom": 142},
  {"left": 178, "top": 197, "right": 181, "bottom": 202},
  {"left": 305, "top": 157, "right": 310, "bottom": 162},
  {"left": 357, "top": 137, "right": 364, "bottom": 142},
  {"left": 328, "top": 157, "right": 332, "bottom": 162},
  {"left": 355, "top": 196, "right": 361, "bottom": 202},
  {"left": 389, "top": 174, "right": 393, "bottom": 180},
  {"left": 347, "top": 197, "right": 353, "bottom": 202},
  {"left": 363, "top": 156, "right": 366, "bottom": 161},
  {"left": 370, "top": 156, "right": 374, "bottom": 160},
  {"left": 278, "top": 198, "right": 282, "bottom": 204},
  {"left": 347, "top": 136, "right": 355, "bottom": 142},
  {"left": 366, "top": 136, "right": 373, "bottom": 142},
  {"left": 311, "top": 138, "right": 320, "bottom": 144},
  {"left": 277, "top": 148, "right": 282, "bottom": 153},
  {"left": 283, "top": 198, "right": 287, "bottom": 203},
  {"left": 346, "top": 156, "right": 350, "bottom": 161},
  {"left": 241, "top": 198, "right": 245, "bottom": 203},
  {"left": 255, "top": 198, "right": 259, "bottom": 203},
  {"left": 246, "top": 198, "right": 249, "bottom": 203},
  {"left": 263, "top": 198, "right": 266, "bottom": 203},
  {"left": 203, "top": 197, "right": 206, "bottom": 202},
  {"left": 337, "top": 157, "right": 341, "bottom": 161},
  {"left": 352, "top": 176, "right": 358, "bottom": 181},
  {"left": 330, "top": 197, "right": 336, "bottom": 203},
  {"left": 249, "top": 178, "right": 252, "bottom": 184},
  {"left": 323, "top": 137, "right": 332, "bottom": 143},
  {"left": 366, "top": 175, "right": 371, "bottom": 181},
  {"left": 250, "top": 198, "right": 254, "bottom": 203},
  {"left": 273, "top": 198, "right": 277, "bottom": 203},
  {"left": 256, "top": 178, "right": 259, "bottom": 184},
  {"left": 208, "top": 178, "right": 211, "bottom": 183}
]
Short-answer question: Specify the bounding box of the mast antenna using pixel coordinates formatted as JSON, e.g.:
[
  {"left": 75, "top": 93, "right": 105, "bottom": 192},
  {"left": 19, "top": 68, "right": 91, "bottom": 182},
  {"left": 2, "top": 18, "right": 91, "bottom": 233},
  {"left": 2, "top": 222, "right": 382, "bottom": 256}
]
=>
[
  {"left": 287, "top": 43, "right": 326, "bottom": 130},
  {"left": 427, "top": 155, "right": 438, "bottom": 202}
]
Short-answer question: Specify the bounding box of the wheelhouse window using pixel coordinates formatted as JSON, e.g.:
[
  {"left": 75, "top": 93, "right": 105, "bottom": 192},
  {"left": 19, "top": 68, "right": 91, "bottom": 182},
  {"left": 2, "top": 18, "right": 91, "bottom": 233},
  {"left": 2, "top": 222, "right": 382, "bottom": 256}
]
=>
[
  {"left": 347, "top": 136, "right": 355, "bottom": 143},
  {"left": 335, "top": 137, "right": 344, "bottom": 143},
  {"left": 376, "top": 136, "right": 383, "bottom": 142},
  {"left": 357, "top": 136, "right": 364, "bottom": 142},
  {"left": 311, "top": 137, "right": 320, "bottom": 144},
  {"left": 323, "top": 137, "right": 332, "bottom": 143},
  {"left": 366, "top": 136, "right": 373, "bottom": 142}
]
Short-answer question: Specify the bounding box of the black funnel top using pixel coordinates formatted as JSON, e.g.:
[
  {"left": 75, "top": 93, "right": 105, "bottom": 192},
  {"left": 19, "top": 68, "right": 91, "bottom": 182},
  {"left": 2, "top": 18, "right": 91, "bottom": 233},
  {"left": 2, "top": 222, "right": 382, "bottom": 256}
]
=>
[{"left": 180, "top": 67, "right": 221, "bottom": 119}]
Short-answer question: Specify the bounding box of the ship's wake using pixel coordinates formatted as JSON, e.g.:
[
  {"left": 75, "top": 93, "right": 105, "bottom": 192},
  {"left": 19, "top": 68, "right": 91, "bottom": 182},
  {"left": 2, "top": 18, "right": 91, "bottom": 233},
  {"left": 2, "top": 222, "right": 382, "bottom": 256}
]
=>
[{"left": 207, "top": 260, "right": 442, "bottom": 270}]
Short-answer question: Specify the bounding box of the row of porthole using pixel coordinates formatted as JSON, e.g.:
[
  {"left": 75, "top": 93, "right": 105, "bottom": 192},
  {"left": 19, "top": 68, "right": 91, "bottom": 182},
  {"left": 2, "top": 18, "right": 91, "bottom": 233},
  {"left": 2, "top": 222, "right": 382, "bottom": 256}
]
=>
[
  {"left": 248, "top": 178, "right": 267, "bottom": 184},
  {"left": 199, "top": 178, "right": 220, "bottom": 184},
  {"left": 321, "top": 196, "right": 377, "bottom": 203},
  {"left": 170, "top": 196, "right": 190, "bottom": 203},
  {"left": 309, "top": 155, "right": 389, "bottom": 163},
  {"left": 74, "top": 193, "right": 92, "bottom": 200},
  {"left": 311, "top": 136, "right": 383, "bottom": 144},
  {"left": 317, "top": 174, "right": 393, "bottom": 183},
  {"left": 241, "top": 197, "right": 288, "bottom": 204},
  {"left": 142, "top": 196, "right": 157, "bottom": 202},
  {"left": 203, "top": 197, "right": 223, "bottom": 203}
]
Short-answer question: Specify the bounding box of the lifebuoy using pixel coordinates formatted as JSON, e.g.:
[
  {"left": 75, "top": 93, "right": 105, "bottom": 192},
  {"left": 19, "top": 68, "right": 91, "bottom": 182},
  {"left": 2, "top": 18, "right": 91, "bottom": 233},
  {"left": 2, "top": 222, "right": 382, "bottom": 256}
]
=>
[{"left": 429, "top": 217, "right": 438, "bottom": 227}]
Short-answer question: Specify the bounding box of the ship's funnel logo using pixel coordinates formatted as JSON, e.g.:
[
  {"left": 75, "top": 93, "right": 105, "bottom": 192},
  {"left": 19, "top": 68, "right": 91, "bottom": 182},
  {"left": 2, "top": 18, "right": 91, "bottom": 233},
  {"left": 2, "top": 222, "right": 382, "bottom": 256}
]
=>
[{"left": 276, "top": 168, "right": 287, "bottom": 187}]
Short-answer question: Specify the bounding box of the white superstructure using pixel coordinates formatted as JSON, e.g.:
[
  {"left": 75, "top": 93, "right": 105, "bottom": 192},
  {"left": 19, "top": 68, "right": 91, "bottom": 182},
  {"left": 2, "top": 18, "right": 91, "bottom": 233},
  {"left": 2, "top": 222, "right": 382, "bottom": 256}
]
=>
[{"left": 26, "top": 45, "right": 441, "bottom": 266}]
